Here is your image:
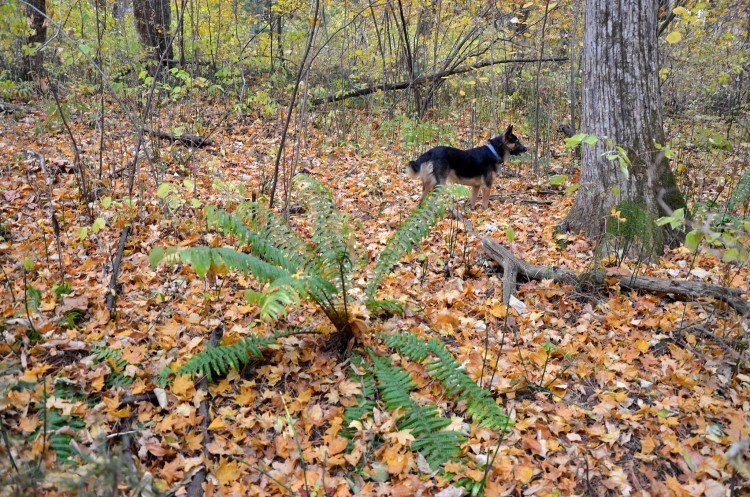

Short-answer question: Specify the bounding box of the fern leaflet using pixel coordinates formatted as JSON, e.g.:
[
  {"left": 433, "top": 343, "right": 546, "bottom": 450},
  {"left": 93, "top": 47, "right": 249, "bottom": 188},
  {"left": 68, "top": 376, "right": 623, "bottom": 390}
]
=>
[
  {"left": 368, "top": 349, "right": 465, "bottom": 469},
  {"left": 364, "top": 185, "right": 469, "bottom": 303},
  {"left": 179, "top": 330, "right": 298, "bottom": 381},
  {"left": 383, "top": 332, "right": 513, "bottom": 431},
  {"left": 341, "top": 352, "right": 377, "bottom": 439}
]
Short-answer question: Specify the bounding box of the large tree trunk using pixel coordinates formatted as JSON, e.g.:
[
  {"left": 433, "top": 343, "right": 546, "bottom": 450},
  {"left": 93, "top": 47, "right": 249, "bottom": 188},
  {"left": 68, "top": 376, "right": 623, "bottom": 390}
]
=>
[
  {"left": 22, "top": 0, "right": 46, "bottom": 80},
  {"left": 133, "top": 0, "right": 173, "bottom": 62},
  {"left": 563, "top": 0, "right": 686, "bottom": 259}
]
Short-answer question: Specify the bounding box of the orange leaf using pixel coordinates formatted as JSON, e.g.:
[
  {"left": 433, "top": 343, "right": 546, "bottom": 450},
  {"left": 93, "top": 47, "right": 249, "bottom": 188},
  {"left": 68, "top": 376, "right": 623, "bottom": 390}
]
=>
[
  {"left": 328, "top": 437, "right": 349, "bottom": 456},
  {"left": 214, "top": 458, "right": 242, "bottom": 486},
  {"left": 515, "top": 464, "right": 535, "bottom": 483},
  {"left": 171, "top": 374, "right": 195, "bottom": 398}
]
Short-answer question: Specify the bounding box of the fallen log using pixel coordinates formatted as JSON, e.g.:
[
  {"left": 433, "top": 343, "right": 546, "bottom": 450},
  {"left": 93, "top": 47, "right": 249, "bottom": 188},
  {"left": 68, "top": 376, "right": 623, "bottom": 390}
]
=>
[
  {"left": 145, "top": 127, "right": 214, "bottom": 147},
  {"left": 311, "top": 57, "right": 568, "bottom": 105},
  {"left": 0, "top": 101, "right": 33, "bottom": 114},
  {"left": 482, "top": 237, "right": 750, "bottom": 318}
]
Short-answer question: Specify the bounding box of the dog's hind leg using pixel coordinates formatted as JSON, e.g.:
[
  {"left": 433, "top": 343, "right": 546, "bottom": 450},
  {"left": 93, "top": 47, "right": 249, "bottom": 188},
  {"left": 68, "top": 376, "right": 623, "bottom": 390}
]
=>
[{"left": 481, "top": 174, "right": 494, "bottom": 209}]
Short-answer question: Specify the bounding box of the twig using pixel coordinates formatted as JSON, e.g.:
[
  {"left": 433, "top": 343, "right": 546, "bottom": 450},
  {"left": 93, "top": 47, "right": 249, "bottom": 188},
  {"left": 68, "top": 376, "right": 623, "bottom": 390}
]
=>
[
  {"left": 310, "top": 57, "right": 568, "bottom": 105},
  {"left": 186, "top": 325, "right": 224, "bottom": 497},
  {"left": 0, "top": 101, "right": 32, "bottom": 114},
  {"left": 268, "top": 0, "right": 321, "bottom": 208},
  {"left": 105, "top": 224, "right": 131, "bottom": 314}
]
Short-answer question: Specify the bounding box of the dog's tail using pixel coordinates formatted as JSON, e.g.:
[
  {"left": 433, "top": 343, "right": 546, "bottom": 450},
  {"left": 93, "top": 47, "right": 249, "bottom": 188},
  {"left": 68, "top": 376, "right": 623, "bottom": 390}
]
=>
[{"left": 405, "top": 160, "right": 420, "bottom": 178}]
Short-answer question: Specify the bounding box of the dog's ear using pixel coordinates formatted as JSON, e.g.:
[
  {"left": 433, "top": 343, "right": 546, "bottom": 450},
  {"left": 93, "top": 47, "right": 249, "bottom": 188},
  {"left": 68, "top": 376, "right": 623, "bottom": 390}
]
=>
[{"left": 504, "top": 124, "right": 514, "bottom": 136}]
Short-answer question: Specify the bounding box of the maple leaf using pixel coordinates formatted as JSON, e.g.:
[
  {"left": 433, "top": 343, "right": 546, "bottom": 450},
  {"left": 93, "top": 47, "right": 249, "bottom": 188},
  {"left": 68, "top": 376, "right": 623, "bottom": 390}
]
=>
[
  {"left": 214, "top": 457, "right": 242, "bottom": 486},
  {"left": 171, "top": 374, "right": 196, "bottom": 398},
  {"left": 384, "top": 429, "right": 416, "bottom": 447},
  {"left": 515, "top": 464, "right": 535, "bottom": 483},
  {"left": 18, "top": 415, "right": 39, "bottom": 433}
]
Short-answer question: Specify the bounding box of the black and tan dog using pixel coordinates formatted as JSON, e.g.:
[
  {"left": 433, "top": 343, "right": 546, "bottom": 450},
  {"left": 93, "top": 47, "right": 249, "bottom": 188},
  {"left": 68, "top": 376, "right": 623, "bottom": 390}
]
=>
[{"left": 406, "top": 125, "right": 527, "bottom": 208}]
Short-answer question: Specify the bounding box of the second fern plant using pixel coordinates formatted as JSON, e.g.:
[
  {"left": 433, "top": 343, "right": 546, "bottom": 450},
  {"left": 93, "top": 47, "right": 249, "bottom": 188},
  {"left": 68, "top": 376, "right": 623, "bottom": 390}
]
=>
[{"left": 151, "top": 175, "right": 468, "bottom": 350}]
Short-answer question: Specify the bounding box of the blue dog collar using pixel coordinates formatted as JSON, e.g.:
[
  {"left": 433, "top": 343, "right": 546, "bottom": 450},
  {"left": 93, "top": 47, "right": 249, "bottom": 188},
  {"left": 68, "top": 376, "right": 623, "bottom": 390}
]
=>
[{"left": 486, "top": 143, "right": 501, "bottom": 161}]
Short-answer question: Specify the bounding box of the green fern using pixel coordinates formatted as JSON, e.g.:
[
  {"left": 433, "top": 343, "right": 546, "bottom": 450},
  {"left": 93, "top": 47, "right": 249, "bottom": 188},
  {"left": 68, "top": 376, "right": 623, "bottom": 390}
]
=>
[
  {"left": 383, "top": 333, "right": 513, "bottom": 431},
  {"left": 209, "top": 203, "right": 321, "bottom": 276},
  {"left": 341, "top": 352, "right": 377, "bottom": 439},
  {"left": 151, "top": 175, "right": 465, "bottom": 346},
  {"left": 368, "top": 349, "right": 466, "bottom": 469},
  {"left": 41, "top": 406, "right": 85, "bottom": 464},
  {"left": 91, "top": 345, "right": 134, "bottom": 388},
  {"left": 244, "top": 283, "right": 301, "bottom": 322},
  {"left": 364, "top": 185, "right": 469, "bottom": 304},
  {"left": 294, "top": 175, "right": 354, "bottom": 272},
  {"left": 729, "top": 169, "right": 750, "bottom": 213},
  {"left": 294, "top": 175, "right": 355, "bottom": 323},
  {"left": 179, "top": 330, "right": 297, "bottom": 381}
]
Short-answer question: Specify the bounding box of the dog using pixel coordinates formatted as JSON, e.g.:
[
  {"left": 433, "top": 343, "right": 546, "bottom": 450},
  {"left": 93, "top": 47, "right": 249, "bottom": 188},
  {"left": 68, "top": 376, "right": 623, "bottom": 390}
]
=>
[{"left": 405, "top": 125, "right": 527, "bottom": 208}]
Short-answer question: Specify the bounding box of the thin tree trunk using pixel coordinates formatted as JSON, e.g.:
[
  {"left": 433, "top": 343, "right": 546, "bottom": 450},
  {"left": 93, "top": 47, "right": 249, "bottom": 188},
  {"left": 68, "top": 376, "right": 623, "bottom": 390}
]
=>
[
  {"left": 568, "top": 0, "right": 582, "bottom": 133},
  {"left": 268, "top": 0, "right": 321, "bottom": 208},
  {"left": 532, "top": 0, "right": 551, "bottom": 174}
]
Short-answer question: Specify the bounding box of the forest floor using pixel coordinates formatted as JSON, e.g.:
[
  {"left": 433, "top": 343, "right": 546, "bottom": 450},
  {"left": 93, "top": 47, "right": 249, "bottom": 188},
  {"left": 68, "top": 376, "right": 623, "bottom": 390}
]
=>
[{"left": 1, "top": 101, "right": 749, "bottom": 497}]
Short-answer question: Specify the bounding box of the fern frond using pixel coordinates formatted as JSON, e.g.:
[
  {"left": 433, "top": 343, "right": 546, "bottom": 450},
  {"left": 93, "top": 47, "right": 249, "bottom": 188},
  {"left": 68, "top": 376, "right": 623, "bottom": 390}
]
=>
[
  {"left": 729, "top": 169, "right": 750, "bottom": 213},
  {"left": 91, "top": 346, "right": 134, "bottom": 388},
  {"left": 179, "top": 330, "right": 298, "bottom": 382},
  {"left": 364, "top": 185, "right": 469, "bottom": 302},
  {"left": 45, "top": 410, "right": 85, "bottom": 464},
  {"left": 364, "top": 299, "right": 406, "bottom": 315},
  {"left": 341, "top": 352, "right": 378, "bottom": 439},
  {"left": 368, "top": 349, "right": 465, "bottom": 468},
  {"left": 244, "top": 286, "right": 299, "bottom": 321},
  {"left": 207, "top": 205, "right": 346, "bottom": 310},
  {"left": 207, "top": 204, "right": 321, "bottom": 275},
  {"left": 294, "top": 175, "right": 354, "bottom": 290},
  {"left": 383, "top": 333, "right": 514, "bottom": 431}
]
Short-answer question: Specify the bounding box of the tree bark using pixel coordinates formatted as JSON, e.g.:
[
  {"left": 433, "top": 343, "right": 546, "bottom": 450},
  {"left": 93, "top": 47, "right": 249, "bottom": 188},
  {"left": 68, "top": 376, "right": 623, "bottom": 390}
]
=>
[
  {"left": 23, "top": 0, "right": 46, "bottom": 80},
  {"left": 562, "top": 0, "right": 686, "bottom": 259},
  {"left": 133, "top": 0, "right": 174, "bottom": 62}
]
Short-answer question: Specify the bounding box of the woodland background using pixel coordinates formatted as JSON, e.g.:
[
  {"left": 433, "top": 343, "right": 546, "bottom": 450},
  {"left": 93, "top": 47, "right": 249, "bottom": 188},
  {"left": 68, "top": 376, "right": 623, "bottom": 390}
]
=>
[{"left": 1, "top": 0, "right": 749, "bottom": 496}]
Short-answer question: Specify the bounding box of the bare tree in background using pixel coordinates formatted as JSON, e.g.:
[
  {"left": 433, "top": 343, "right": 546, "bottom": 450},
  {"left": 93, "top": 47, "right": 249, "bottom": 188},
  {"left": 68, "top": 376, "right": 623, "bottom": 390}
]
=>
[
  {"left": 22, "top": 0, "right": 46, "bottom": 79},
  {"left": 133, "top": 0, "right": 173, "bottom": 62}
]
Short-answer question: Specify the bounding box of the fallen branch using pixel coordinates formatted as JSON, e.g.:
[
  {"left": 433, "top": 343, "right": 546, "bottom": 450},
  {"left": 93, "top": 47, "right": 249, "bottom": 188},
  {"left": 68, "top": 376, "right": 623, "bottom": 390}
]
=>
[
  {"left": 186, "top": 325, "right": 224, "bottom": 497},
  {"left": 105, "top": 224, "right": 131, "bottom": 314},
  {"left": 482, "top": 237, "right": 750, "bottom": 318},
  {"left": 144, "top": 127, "right": 214, "bottom": 147},
  {"left": 311, "top": 57, "right": 568, "bottom": 105},
  {"left": 0, "top": 101, "right": 33, "bottom": 114}
]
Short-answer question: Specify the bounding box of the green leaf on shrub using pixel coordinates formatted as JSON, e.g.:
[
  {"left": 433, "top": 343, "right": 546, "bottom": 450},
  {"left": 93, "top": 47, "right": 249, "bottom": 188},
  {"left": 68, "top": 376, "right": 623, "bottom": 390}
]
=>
[
  {"left": 149, "top": 247, "right": 165, "bottom": 267},
  {"left": 550, "top": 175, "right": 567, "bottom": 186},
  {"left": 157, "top": 182, "right": 173, "bottom": 199},
  {"left": 685, "top": 230, "right": 703, "bottom": 250}
]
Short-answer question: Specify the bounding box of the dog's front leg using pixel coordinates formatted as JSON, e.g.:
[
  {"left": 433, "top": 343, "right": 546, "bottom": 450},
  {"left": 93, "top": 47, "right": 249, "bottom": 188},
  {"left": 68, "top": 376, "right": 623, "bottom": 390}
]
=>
[
  {"left": 419, "top": 184, "right": 432, "bottom": 205},
  {"left": 470, "top": 186, "right": 480, "bottom": 209},
  {"left": 481, "top": 185, "right": 491, "bottom": 209}
]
